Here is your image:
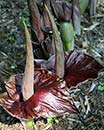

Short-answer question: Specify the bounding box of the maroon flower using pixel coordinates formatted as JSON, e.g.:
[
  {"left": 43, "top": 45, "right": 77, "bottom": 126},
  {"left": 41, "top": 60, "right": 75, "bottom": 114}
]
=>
[{"left": 0, "top": 69, "right": 77, "bottom": 120}]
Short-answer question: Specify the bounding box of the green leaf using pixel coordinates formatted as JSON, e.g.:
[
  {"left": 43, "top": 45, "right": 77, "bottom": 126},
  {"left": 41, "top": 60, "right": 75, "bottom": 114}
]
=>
[
  {"left": 21, "top": 119, "right": 35, "bottom": 130},
  {"left": 19, "top": 17, "right": 30, "bottom": 29},
  {"left": 10, "top": 63, "right": 17, "bottom": 69},
  {"left": 47, "top": 117, "right": 58, "bottom": 124},
  {"left": 25, "top": 119, "right": 35, "bottom": 129},
  {"left": 99, "top": 110, "right": 104, "bottom": 115},
  {"left": 98, "top": 83, "right": 104, "bottom": 91}
]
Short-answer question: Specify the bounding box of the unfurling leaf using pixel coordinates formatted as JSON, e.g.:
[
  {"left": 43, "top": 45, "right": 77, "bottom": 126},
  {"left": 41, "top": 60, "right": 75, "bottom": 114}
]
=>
[
  {"left": 41, "top": 0, "right": 52, "bottom": 33},
  {"left": 51, "top": 0, "right": 72, "bottom": 21},
  {"left": 89, "top": 0, "right": 97, "bottom": 17},
  {"left": 72, "top": 0, "right": 81, "bottom": 35},
  {"left": 79, "top": 0, "right": 89, "bottom": 15},
  {"left": 27, "top": 0, "right": 44, "bottom": 42},
  {"left": 60, "top": 22, "right": 75, "bottom": 51}
]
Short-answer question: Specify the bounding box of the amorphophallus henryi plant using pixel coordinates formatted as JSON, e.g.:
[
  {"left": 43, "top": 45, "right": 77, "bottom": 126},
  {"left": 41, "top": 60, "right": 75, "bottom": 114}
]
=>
[
  {"left": 0, "top": 19, "right": 78, "bottom": 121},
  {"left": 0, "top": 2, "right": 103, "bottom": 130}
]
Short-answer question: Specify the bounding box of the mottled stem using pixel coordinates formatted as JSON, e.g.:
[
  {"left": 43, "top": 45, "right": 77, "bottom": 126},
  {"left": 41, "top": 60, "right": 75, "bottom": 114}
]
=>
[
  {"left": 22, "top": 20, "right": 34, "bottom": 101},
  {"left": 21, "top": 20, "right": 35, "bottom": 130},
  {"left": 45, "top": 5, "right": 65, "bottom": 78}
]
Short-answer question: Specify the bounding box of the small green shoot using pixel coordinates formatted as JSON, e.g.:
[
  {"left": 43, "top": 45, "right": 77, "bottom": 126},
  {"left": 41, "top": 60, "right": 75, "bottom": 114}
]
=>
[
  {"left": 21, "top": 119, "right": 36, "bottom": 130},
  {"left": 25, "top": 119, "right": 35, "bottom": 129},
  {"left": 47, "top": 117, "right": 58, "bottom": 124},
  {"left": 19, "top": 17, "right": 30, "bottom": 29},
  {"left": 10, "top": 63, "right": 17, "bottom": 69},
  {"left": 98, "top": 83, "right": 104, "bottom": 91},
  {"left": 99, "top": 110, "right": 104, "bottom": 115}
]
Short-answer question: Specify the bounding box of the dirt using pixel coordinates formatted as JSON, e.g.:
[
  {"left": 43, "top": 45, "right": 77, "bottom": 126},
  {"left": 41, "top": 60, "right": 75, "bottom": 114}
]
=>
[{"left": 0, "top": 0, "right": 104, "bottom": 130}]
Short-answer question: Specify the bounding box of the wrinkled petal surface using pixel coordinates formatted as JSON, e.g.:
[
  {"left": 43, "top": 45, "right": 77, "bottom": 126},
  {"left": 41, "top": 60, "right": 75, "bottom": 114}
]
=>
[
  {"left": 35, "top": 50, "right": 104, "bottom": 87},
  {"left": 0, "top": 69, "right": 77, "bottom": 120},
  {"left": 65, "top": 51, "right": 104, "bottom": 87}
]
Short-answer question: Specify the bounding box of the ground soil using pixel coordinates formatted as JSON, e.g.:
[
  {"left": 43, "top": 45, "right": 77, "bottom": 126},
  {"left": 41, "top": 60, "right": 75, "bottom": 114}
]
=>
[{"left": 0, "top": 0, "right": 104, "bottom": 130}]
